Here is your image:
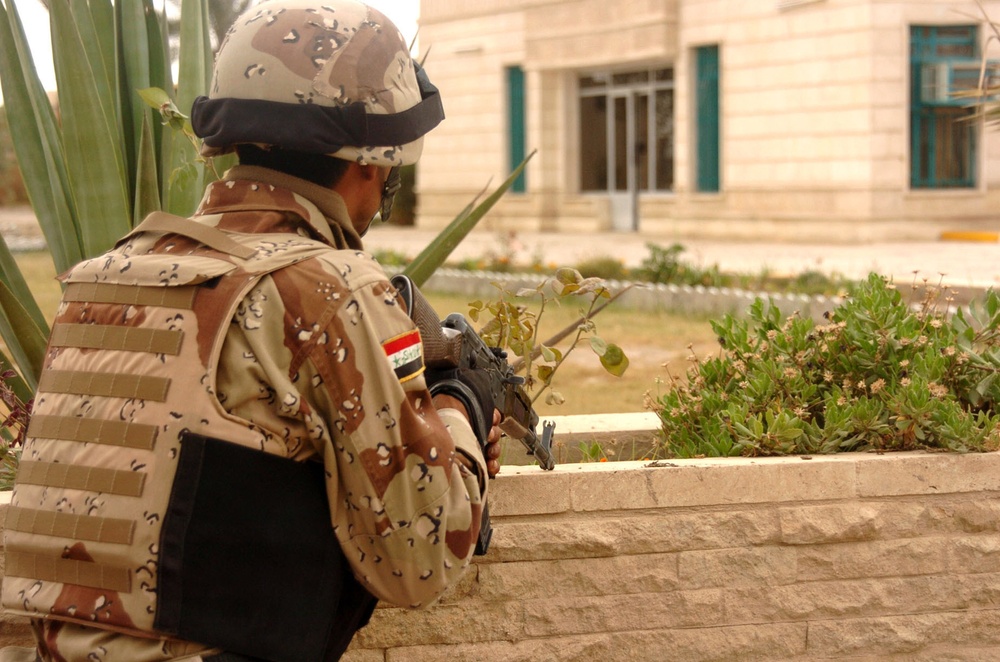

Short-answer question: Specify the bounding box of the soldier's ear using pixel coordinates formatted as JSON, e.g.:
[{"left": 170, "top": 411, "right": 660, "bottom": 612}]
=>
[{"left": 357, "top": 163, "right": 380, "bottom": 182}]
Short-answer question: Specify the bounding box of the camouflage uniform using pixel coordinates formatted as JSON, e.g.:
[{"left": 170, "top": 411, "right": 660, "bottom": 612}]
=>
[
  {"left": 4, "top": 1, "right": 464, "bottom": 657},
  {"left": 2, "top": 165, "right": 486, "bottom": 661}
]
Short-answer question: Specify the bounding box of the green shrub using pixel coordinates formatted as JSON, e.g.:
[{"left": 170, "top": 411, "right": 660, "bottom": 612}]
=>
[
  {"left": 633, "top": 242, "right": 725, "bottom": 287},
  {"left": 575, "top": 255, "right": 628, "bottom": 281},
  {"left": 634, "top": 242, "right": 685, "bottom": 283},
  {"left": 653, "top": 274, "right": 1000, "bottom": 457}
]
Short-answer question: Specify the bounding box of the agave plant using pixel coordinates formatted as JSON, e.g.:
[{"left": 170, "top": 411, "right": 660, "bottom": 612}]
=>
[
  {"left": 0, "top": 0, "right": 531, "bottom": 441},
  {"left": 0, "top": 0, "right": 216, "bottom": 401}
]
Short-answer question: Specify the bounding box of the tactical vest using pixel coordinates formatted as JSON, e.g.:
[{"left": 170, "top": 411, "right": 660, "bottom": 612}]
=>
[{"left": 2, "top": 214, "right": 377, "bottom": 661}]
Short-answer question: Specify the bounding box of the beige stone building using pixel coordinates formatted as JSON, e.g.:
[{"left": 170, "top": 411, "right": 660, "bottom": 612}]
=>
[{"left": 414, "top": 0, "right": 1000, "bottom": 242}]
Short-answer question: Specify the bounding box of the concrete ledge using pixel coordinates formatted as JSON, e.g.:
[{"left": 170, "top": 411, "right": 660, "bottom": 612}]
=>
[{"left": 506, "top": 411, "right": 661, "bottom": 465}]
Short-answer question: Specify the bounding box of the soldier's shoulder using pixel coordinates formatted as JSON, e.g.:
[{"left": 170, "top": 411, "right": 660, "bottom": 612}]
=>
[{"left": 285, "top": 247, "right": 391, "bottom": 292}]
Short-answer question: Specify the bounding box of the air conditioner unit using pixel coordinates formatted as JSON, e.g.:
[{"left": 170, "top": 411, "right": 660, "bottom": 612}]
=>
[{"left": 921, "top": 60, "right": 1000, "bottom": 105}]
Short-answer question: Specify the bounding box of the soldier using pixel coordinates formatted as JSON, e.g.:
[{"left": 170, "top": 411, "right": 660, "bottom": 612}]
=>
[{"left": 1, "top": 1, "right": 501, "bottom": 660}]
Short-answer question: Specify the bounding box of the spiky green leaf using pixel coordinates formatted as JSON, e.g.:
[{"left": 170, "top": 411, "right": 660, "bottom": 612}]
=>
[
  {"left": 134, "top": 115, "right": 162, "bottom": 224},
  {"left": 70, "top": 0, "right": 118, "bottom": 133},
  {"left": 0, "top": 279, "right": 48, "bottom": 390},
  {"left": 404, "top": 150, "right": 536, "bottom": 287},
  {"left": 50, "top": 0, "right": 131, "bottom": 257},
  {"left": 0, "top": 0, "right": 82, "bottom": 272},
  {"left": 0, "top": 232, "right": 45, "bottom": 331},
  {"left": 163, "top": 0, "right": 212, "bottom": 215},
  {"left": 116, "top": 0, "right": 158, "bottom": 202}
]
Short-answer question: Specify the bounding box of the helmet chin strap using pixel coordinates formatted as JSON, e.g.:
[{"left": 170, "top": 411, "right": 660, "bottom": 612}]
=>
[
  {"left": 360, "top": 166, "right": 402, "bottom": 237},
  {"left": 378, "top": 166, "right": 402, "bottom": 222}
]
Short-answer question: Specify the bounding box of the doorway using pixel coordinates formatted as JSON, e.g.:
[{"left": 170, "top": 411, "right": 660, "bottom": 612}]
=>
[{"left": 579, "top": 69, "right": 674, "bottom": 232}]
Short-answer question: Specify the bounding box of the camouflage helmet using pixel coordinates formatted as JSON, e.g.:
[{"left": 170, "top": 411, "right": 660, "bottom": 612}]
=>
[{"left": 191, "top": 0, "right": 443, "bottom": 166}]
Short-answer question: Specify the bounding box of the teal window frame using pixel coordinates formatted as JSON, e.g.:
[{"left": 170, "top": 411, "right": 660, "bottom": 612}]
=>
[
  {"left": 910, "top": 26, "right": 978, "bottom": 189},
  {"left": 507, "top": 65, "right": 527, "bottom": 193},
  {"left": 695, "top": 45, "right": 720, "bottom": 193}
]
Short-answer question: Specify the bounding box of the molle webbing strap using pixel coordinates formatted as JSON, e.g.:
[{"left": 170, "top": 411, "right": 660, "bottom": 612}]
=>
[
  {"left": 6, "top": 507, "right": 135, "bottom": 545},
  {"left": 27, "top": 415, "right": 157, "bottom": 450},
  {"left": 5, "top": 551, "right": 131, "bottom": 593},
  {"left": 50, "top": 324, "right": 183, "bottom": 355},
  {"left": 37, "top": 370, "right": 170, "bottom": 402},
  {"left": 63, "top": 282, "right": 198, "bottom": 309},
  {"left": 17, "top": 460, "right": 146, "bottom": 497},
  {"left": 134, "top": 211, "right": 257, "bottom": 259}
]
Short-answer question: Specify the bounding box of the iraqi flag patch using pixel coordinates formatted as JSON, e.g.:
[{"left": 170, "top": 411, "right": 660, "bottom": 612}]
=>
[{"left": 383, "top": 329, "right": 424, "bottom": 383}]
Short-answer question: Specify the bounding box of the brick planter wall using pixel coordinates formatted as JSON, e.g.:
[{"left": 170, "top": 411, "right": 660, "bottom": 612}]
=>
[
  {"left": 2, "top": 451, "right": 999, "bottom": 660},
  {"left": 347, "top": 452, "right": 1000, "bottom": 661}
]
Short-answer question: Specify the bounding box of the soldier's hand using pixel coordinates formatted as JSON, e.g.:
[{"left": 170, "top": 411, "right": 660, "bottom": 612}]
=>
[
  {"left": 433, "top": 397, "right": 502, "bottom": 479},
  {"left": 485, "top": 408, "right": 502, "bottom": 478}
]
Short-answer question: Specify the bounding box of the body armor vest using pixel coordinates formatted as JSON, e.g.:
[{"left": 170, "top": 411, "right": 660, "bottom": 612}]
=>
[{"left": 2, "top": 214, "right": 374, "bottom": 659}]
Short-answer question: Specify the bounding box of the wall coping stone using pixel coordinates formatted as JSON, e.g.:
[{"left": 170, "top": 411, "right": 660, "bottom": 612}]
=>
[
  {"left": 0, "top": 449, "right": 993, "bottom": 510},
  {"left": 490, "top": 450, "right": 1000, "bottom": 516}
]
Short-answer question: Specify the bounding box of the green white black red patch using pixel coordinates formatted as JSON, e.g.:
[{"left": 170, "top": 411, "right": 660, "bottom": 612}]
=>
[{"left": 382, "top": 329, "right": 424, "bottom": 382}]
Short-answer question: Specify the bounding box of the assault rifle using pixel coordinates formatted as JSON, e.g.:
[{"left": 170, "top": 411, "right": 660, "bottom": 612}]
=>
[{"left": 391, "top": 275, "right": 556, "bottom": 554}]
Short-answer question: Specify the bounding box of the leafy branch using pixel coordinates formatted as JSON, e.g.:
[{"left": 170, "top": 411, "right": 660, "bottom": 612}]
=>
[{"left": 470, "top": 268, "right": 630, "bottom": 407}]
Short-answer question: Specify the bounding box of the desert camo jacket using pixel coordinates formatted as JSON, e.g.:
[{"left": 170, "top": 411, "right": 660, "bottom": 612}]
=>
[{"left": 24, "top": 165, "right": 487, "bottom": 662}]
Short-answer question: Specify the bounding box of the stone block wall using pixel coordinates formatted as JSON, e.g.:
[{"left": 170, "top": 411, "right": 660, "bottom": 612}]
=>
[
  {"left": 2, "top": 452, "right": 999, "bottom": 659},
  {"left": 345, "top": 452, "right": 1000, "bottom": 661}
]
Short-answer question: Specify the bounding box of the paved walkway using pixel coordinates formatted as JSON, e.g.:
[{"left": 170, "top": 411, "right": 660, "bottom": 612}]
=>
[
  {"left": 365, "top": 226, "right": 1000, "bottom": 291},
  {"left": 4, "top": 205, "right": 1000, "bottom": 290}
]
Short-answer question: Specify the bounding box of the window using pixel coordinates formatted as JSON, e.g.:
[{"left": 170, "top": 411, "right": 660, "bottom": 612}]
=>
[
  {"left": 507, "top": 66, "right": 527, "bottom": 193},
  {"left": 578, "top": 68, "right": 674, "bottom": 192},
  {"left": 910, "top": 26, "right": 978, "bottom": 189}
]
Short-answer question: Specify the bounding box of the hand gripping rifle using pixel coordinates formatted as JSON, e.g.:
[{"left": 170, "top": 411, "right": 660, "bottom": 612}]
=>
[{"left": 391, "top": 275, "right": 556, "bottom": 555}]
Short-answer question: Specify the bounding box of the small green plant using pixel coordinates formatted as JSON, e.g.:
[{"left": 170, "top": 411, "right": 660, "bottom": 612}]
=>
[
  {"left": 0, "top": 369, "right": 27, "bottom": 489},
  {"left": 634, "top": 242, "right": 725, "bottom": 288},
  {"left": 578, "top": 440, "right": 610, "bottom": 463},
  {"left": 634, "top": 242, "right": 685, "bottom": 283},
  {"left": 653, "top": 274, "right": 1000, "bottom": 457}
]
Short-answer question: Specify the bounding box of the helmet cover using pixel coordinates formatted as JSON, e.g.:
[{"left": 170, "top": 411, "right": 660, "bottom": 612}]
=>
[{"left": 191, "top": 0, "right": 443, "bottom": 166}]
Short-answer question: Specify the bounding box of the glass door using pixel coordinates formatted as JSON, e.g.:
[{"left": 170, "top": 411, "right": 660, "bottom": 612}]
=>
[{"left": 609, "top": 92, "right": 649, "bottom": 231}]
